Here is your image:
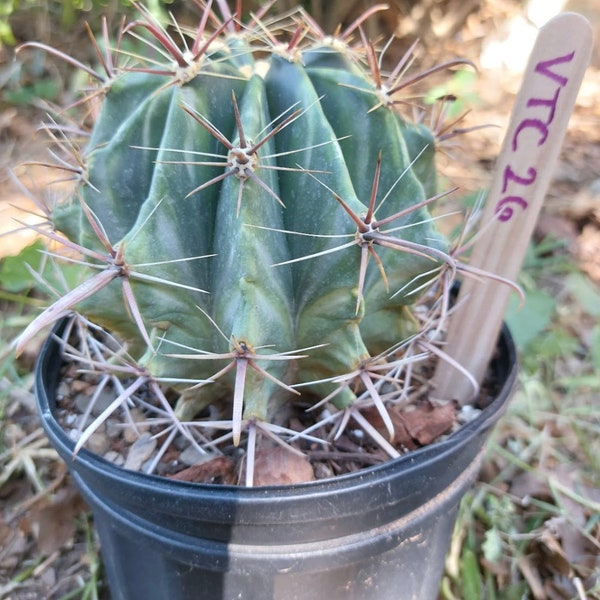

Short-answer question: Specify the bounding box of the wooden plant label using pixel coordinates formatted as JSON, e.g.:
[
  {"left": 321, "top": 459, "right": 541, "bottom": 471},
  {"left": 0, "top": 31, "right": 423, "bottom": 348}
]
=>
[{"left": 432, "top": 13, "right": 593, "bottom": 403}]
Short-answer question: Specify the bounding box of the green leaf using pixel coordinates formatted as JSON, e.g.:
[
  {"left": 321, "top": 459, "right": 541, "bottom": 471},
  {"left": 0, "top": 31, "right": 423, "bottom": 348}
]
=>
[
  {"left": 425, "top": 70, "right": 480, "bottom": 117},
  {"left": 565, "top": 272, "right": 600, "bottom": 317},
  {"left": 3, "top": 79, "right": 60, "bottom": 106},
  {"left": 527, "top": 328, "right": 579, "bottom": 364},
  {"left": 0, "top": 242, "right": 44, "bottom": 292},
  {"left": 590, "top": 324, "right": 600, "bottom": 372},
  {"left": 460, "top": 548, "right": 483, "bottom": 600},
  {"left": 505, "top": 288, "right": 556, "bottom": 350},
  {"left": 482, "top": 527, "right": 503, "bottom": 564}
]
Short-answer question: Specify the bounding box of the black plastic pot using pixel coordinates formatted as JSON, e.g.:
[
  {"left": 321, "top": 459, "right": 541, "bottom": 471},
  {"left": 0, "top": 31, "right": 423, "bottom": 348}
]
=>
[{"left": 35, "top": 322, "right": 517, "bottom": 600}]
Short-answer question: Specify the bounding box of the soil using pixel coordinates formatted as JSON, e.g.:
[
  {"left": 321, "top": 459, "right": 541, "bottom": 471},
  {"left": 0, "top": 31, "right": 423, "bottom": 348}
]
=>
[
  {"left": 1, "top": 0, "right": 600, "bottom": 597},
  {"left": 51, "top": 318, "right": 482, "bottom": 487}
]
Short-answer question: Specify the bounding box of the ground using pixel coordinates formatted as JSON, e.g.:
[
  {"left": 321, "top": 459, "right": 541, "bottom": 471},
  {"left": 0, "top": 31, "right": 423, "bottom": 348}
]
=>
[{"left": 0, "top": 0, "right": 600, "bottom": 598}]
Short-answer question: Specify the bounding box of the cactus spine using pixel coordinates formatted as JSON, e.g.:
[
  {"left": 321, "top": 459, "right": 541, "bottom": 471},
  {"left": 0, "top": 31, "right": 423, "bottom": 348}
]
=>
[{"left": 19, "top": 3, "right": 468, "bottom": 455}]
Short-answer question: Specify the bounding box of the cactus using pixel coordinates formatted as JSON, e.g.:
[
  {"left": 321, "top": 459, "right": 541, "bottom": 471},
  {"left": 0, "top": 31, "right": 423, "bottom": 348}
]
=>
[{"left": 17, "top": 2, "right": 477, "bottom": 474}]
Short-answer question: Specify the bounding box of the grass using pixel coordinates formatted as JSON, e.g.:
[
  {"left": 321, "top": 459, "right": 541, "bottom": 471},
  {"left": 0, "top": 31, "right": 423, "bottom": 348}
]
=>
[
  {"left": 441, "top": 236, "right": 600, "bottom": 599},
  {"left": 0, "top": 296, "right": 106, "bottom": 598},
  {"left": 1, "top": 234, "right": 598, "bottom": 598}
]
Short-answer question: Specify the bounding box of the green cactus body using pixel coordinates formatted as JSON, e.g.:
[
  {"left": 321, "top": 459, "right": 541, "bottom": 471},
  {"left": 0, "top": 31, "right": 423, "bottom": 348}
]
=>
[
  {"left": 397, "top": 120, "right": 439, "bottom": 200},
  {"left": 43, "top": 12, "right": 453, "bottom": 429},
  {"left": 300, "top": 60, "right": 447, "bottom": 353}
]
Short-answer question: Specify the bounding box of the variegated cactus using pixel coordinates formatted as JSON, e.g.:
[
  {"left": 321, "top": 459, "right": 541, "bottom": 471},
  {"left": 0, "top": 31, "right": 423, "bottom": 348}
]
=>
[{"left": 18, "top": 2, "right": 474, "bottom": 457}]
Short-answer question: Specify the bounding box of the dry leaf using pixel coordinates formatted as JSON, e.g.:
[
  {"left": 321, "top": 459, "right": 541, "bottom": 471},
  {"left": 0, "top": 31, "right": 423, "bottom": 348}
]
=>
[
  {"left": 0, "top": 514, "right": 28, "bottom": 570},
  {"left": 577, "top": 224, "right": 600, "bottom": 283},
  {"left": 169, "top": 456, "right": 236, "bottom": 484},
  {"left": 251, "top": 446, "right": 315, "bottom": 486},
  {"left": 28, "top": 486, "right": 88, "bottom": 555},
  {"left": 363, "top": 401, "right": 456, "bottom": 449},
  {"left": 537, "top": 521, "right": 573, "bottom": 577},
  {"left": 398, "top": 401, "right": 457, "bottom": 446}
]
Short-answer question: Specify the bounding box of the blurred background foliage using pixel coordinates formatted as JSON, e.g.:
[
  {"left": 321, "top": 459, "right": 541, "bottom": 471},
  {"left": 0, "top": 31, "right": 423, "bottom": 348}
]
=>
[
  {"left": 0, "top": 0, "right": 487, "bottom": 146},
  {"left": 0, "top": 0, "right": 484, "bottom": 49}
]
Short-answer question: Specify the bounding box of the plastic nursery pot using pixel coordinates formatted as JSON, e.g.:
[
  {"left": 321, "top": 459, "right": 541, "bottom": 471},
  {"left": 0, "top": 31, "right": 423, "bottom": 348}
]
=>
[{"left": 35, "top": 320, "right": 517, "bottom": 600}]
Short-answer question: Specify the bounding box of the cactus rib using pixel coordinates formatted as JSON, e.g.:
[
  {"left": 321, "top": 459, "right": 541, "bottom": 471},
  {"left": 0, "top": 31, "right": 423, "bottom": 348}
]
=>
[{"left": 17, "top": 3, "right": 486, "bottom": 463}]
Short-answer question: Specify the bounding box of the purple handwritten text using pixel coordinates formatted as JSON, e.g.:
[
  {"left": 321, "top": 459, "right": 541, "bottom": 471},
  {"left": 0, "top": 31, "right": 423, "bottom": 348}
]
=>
[{"left": 495, "top": 51, "right": 575, "bottom": 221}]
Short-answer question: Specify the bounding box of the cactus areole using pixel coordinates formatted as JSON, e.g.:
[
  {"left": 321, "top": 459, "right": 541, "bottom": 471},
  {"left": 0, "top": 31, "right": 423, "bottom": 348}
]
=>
[{"left": 19, "top": 3, "right": 481, "bottom": 477}]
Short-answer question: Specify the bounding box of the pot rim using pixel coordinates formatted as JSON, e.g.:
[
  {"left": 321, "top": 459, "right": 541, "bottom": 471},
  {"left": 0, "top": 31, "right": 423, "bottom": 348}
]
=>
[{"left": 35, "top": 318, "right": 518, "bottom": 500}]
